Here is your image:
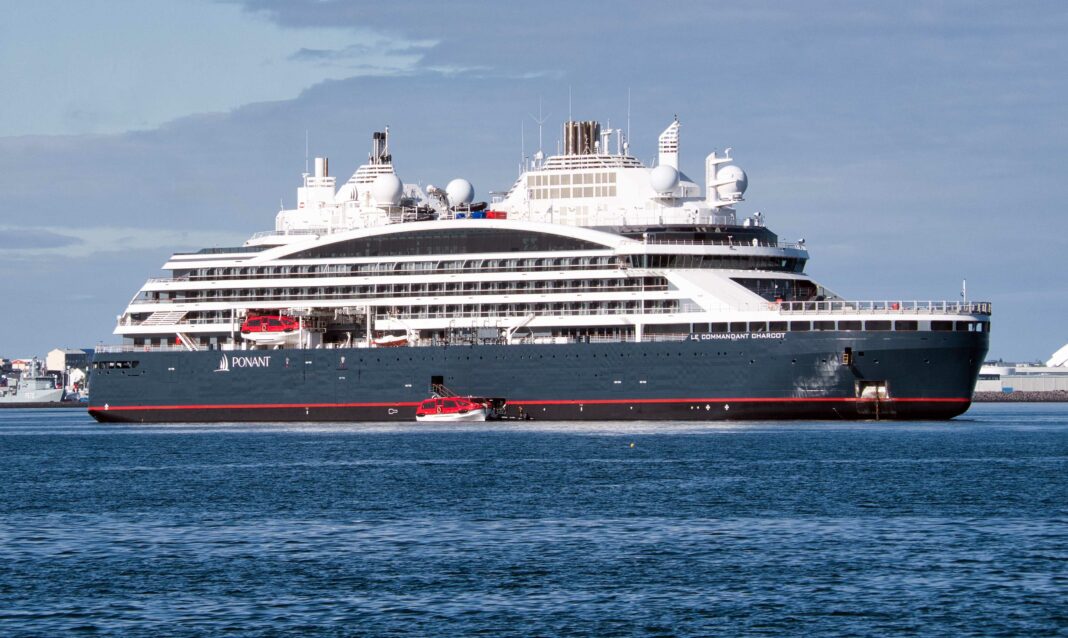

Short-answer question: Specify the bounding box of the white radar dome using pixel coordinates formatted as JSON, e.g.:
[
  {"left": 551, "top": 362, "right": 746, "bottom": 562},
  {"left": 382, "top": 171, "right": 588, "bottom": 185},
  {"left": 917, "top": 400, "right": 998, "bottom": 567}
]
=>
[
  {"left": 715, "top": 165, "right": 748, "bottom": 199},
  {"left": 371, "top": 174, "right": 403, "bottom": 205},
  {"left": 649, "top": 165, "right": 680, "bottom": 194},
  {"left": 446, "top": 178, "right": 475, "bottom": 206}
]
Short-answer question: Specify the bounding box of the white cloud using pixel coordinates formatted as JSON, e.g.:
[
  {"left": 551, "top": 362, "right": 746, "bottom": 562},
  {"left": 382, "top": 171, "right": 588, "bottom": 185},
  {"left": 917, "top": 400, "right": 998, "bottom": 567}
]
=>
[
  {"left": 0, "top": 226, "right": 248, "bottom": 259},
  {"left": 0, "top": 0, "right": 436, "bottom": 136}
]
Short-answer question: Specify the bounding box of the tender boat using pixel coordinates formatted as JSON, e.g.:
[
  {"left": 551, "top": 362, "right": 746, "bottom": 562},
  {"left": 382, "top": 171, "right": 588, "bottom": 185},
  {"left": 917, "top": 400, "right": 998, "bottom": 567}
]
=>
[
  {"left": 240, "top": 314, "right": 300, "bottom": 346},
  {"left": 415, "top": 396, "right": 489, "bottom": 422},
  {"left": 373, "top": 333, "right": 410, "bottom": 347}
]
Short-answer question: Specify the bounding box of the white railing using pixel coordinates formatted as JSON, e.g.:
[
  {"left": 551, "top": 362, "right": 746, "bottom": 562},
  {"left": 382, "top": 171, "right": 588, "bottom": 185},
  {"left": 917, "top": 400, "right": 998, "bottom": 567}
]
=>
[
  {"left": 95, "top": 331, "right": 699, "bottom": 353},
  {"left": 776, "top": 300, "right": 992, "bottom": 315},
  {"left": 381, "top": 306, "right": 681, "bottom": 321},
  {"left": 120, "top": 299, "right": 992, "bottom": 332},
  {"left": 146, "top": 275, "right": 190, "bottom": 283},
  {"left": 643, "top": 239, "right": 805, "bottom": 249},
  {"left": 143, "top": 261, "right": 622, "bottom": 284},
  {"left": 96, "top": 343, "right": 192, "bottom": 353},
  {"left": 249, "top": 228, "right": 328, "bottom": 240},
  {"left": 130, "top": 282, "right": 668, "bottom": 305}
]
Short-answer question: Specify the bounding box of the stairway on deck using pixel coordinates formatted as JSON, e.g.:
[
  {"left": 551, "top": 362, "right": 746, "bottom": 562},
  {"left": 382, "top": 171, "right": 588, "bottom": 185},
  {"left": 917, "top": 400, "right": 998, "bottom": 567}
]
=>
[{"left": 141, "top": 310, "right": 187, "bottom": 326}]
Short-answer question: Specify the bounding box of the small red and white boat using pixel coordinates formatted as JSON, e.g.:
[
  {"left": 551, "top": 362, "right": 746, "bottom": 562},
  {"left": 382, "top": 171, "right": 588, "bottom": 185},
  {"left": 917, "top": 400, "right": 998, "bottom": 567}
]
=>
[
  {"left": 240, "top": 314, "right": 300, "bottom": 346},
  {"left": 415, "top": 396, "right": 489, "bottom": 422},
  {"left": 373, "top": 333, "right": 410, "bottom": 347}
]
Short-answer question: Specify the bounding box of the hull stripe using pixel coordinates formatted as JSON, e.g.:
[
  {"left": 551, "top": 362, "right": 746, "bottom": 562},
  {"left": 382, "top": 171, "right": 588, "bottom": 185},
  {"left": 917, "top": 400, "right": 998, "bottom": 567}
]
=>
[
  {"left": 88, "top": 396, "right": 970, "bottom": 413},
  {"left": 90, "top": 401, "right": 422, "bottom": 412},
  {"left": 511, "top": 397, "right": 969, "bottom": 405}
]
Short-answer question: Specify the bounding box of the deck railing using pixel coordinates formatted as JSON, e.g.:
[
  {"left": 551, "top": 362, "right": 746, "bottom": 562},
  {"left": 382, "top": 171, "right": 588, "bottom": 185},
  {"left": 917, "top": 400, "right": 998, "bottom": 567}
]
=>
[
  {"left": 776, "top": 300, "right": 991, "bottom": 316},
  {"left": 95, "top": 331, "right": 699, "bottom": 353},
  {"left": 140, "top": 261, "right": 623, "bottom": 285},
  {"left": 130, "top": 282, "right": 669, "bottom": 305},
  {"left": 642, "top": 239, "right": 805, "bottom": 249},
  {"left": 248, "top": 228, "right": 328, "bottom": 240}
]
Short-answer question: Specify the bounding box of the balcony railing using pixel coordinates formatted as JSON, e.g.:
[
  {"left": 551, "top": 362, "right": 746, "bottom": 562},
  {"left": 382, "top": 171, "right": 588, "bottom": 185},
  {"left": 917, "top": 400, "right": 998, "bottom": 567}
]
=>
[
  {"left": 94, "top": 330, "right": 697, "bottom": 353},
  {"left": 130, "top": 283, "right": 670, "bottom": 305}
]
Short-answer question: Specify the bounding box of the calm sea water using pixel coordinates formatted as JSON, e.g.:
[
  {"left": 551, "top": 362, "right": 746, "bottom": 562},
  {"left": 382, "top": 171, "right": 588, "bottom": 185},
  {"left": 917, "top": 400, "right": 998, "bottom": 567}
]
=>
[{"left": 1, "top": 405, "right": 1066, "bottom": 637}]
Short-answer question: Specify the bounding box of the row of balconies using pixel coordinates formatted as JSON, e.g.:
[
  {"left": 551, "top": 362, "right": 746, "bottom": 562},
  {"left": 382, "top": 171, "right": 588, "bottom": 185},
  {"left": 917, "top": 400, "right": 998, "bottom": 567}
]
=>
[{"left": 134, "top": 278, "right": 670, "bottom": 305}]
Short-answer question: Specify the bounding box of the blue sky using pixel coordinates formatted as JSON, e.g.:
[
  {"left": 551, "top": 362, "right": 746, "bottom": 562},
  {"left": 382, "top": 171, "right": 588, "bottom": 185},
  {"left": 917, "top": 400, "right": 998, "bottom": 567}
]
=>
[{"left": 1, "top": 0, "right": 1065, "bottom": 360}]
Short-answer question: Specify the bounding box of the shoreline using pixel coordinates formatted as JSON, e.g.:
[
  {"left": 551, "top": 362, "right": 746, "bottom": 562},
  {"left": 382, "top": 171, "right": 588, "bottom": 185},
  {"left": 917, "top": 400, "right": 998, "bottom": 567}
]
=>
[
  {"left": 972, "top": 391, "right": 1068, "bottom": 403},
  {"left": 0, "top": 402, "right": 87, "bottom": 409}
]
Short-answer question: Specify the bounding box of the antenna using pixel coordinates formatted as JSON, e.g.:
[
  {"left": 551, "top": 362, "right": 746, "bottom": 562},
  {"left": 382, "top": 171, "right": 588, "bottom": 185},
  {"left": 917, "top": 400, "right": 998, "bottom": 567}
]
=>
[
  {"left": 529, "top": 97, "right": 549, "bottom": 153},
  {"left": 304, "top": 130, "right": 309, "bottom": 174},
  {"left": 520, "top": 120, "right": 525, "bottom": 173},
  {"left": 568, "top": 85, "right": 572, "bottom": 122},
  {"left": 627, "top": 88, "right": 631, "bottom": 148}
]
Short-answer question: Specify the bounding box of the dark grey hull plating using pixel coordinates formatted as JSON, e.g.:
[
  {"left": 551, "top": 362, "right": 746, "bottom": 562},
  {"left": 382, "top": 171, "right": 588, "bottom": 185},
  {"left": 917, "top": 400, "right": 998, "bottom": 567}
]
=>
[{"left": 88, "top": 331, "right": 988, "bottom": 423}]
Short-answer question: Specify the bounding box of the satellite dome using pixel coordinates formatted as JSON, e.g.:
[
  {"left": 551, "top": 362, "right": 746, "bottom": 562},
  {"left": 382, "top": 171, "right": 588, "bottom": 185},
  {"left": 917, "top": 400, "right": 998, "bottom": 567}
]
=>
[
  {"left": 715, "top": 165, "right": 748, "bottom": 199},
  {"left": 371, "top": 174, "right": 403, "bottom": 205},
  {"left": 650, "top": 165, "right": 680, "bottom": 194},
  {"left": 446, "top": 178, "right": 475, "bottom": 206}
]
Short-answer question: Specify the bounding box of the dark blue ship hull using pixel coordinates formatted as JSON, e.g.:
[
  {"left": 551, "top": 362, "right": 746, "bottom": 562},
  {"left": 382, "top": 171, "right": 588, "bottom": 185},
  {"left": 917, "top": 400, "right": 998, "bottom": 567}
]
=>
[{"left": 88, "top": 331, "right": 987, "bottom": 423}]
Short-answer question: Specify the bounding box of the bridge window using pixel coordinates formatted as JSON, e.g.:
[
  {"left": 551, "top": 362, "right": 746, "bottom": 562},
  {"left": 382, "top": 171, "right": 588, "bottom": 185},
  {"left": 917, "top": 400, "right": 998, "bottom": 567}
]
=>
[
  {"left": 731, "top": 278, "right": 820, "bottom": 302},
  {"left": 283, "top": 228, "right": 605, "bottom": 259}
]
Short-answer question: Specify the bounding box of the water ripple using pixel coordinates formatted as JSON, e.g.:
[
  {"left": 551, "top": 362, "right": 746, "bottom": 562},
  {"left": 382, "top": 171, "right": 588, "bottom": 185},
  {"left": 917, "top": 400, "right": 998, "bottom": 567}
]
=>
[{"left": 0, "top": 404, "right": 1065, "bottom": 636}]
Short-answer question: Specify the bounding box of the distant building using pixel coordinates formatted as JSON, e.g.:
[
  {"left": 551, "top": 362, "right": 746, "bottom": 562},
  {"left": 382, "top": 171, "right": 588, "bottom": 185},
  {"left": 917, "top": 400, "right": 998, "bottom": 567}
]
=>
[
  {"left": 978, "top": 343, "right": 1068, "bottom": 393},
  {"left": 10, "top": 358, "right": 35, "bottom": 372},
  {"left": 46, "top": 348, "right": 92, "bottom": 374}
]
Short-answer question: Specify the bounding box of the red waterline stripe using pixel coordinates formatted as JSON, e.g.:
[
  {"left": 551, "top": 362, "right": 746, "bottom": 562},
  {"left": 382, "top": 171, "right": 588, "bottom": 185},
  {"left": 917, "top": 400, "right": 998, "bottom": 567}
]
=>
[
  {"left": 511, "top": 397, "right": 970, "bottom": 405},
  {"left": 87, "top": 396, "right": 969, "bottom": 412},
  {"left": 89, "top": 401, "right": 422, "bottom": 412}
]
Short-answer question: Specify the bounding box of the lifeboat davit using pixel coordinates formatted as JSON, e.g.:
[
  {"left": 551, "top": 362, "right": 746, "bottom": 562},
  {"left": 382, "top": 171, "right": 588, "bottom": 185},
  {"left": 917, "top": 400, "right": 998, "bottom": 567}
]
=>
[
  {"left": 240, "top": 314, "right": 300, "bottom": 346},
  {"left": 415, "top": 397, "right": 489, "bottom": 422}
]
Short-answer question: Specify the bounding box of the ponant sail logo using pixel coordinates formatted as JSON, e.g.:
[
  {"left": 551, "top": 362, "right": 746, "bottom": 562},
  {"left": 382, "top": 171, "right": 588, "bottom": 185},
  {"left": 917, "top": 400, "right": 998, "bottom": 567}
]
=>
[{"left": 214, "top": 355, "right": 271, "bottom": 372}]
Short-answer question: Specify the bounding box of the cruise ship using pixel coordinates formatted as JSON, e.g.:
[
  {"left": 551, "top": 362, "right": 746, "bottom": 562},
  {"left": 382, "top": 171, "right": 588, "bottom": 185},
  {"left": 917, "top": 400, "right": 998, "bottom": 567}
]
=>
[{"left": 88, "top": 118, "right": 990, "bottom": 422}]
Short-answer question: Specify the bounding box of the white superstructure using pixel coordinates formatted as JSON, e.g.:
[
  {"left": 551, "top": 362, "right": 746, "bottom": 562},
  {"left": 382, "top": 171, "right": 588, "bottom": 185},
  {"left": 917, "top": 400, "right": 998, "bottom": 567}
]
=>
[
  {"left": 107, "top": 119, "right": 990, "bottom": 352},
  {"left": 492, "top": 119, "right": 746, "bottom": 228}
]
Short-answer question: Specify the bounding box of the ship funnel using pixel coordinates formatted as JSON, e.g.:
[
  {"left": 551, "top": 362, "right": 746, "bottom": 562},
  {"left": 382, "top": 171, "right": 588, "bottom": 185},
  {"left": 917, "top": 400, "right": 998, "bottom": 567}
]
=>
[
  {"left": 564, "top": 120, "right": 601, "bottom": 155},
  {"left": 370, "top": 128, "right": 392, "bottom": 165}
]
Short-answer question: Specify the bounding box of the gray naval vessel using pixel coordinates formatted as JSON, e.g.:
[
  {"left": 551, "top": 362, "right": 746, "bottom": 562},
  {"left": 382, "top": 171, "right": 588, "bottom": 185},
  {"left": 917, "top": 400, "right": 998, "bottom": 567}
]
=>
[
  {"left": 1, "top": 359, "right": 65, "bottom": 404},
  {"left": 88, "top": 119, "right": 989, "bottom": 422}
]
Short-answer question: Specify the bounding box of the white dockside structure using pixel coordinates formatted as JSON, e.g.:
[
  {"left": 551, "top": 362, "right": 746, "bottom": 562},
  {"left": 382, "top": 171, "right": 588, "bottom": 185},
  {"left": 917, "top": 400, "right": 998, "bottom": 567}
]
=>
[{"left": 107, "top": 119, "right": 990, "bottom": 353}]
